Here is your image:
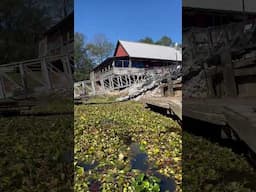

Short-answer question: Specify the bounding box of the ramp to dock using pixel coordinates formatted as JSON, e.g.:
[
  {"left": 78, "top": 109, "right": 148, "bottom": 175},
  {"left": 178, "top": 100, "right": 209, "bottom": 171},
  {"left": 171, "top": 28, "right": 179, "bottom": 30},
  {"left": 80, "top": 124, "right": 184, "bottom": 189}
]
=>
[
  {"left": 144, "top": 97, "right": 182, "bottom": 120},
  {"left": 183, "top": 97, "right": 256, "bottom": 154}
]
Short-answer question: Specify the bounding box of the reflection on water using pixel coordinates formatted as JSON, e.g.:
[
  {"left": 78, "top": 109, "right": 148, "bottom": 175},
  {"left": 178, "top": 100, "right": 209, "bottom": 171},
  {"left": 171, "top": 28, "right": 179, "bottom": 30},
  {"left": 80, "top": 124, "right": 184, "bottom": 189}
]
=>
[
  {"left": 77, "top": 161, "right": 98, "bottom": 171},
  {"left": 129, "top": 142, "right": 176, "bottom": 192},
  {"left": 130, "top": 143, "right": 149, "bottom": 171}
]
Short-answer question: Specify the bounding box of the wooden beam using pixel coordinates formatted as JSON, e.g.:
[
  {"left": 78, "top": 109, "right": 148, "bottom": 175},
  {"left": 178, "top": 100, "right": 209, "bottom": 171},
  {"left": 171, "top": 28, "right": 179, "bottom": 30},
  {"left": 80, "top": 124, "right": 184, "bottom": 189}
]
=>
[
  {"left": 183, "top": 108, "right": 226, "bottom": 125},
  {"left": 235, "top": 66, "right": 256, "bottom": 76},
  {"left": 0, "top": 74, "right": 6, "bottom": 99},
  {"left": 221, "top": 50, "right": 237, "bottom": 96},
  {"left": 233, "top": 57, "right": 256, "bottom": 69},
  {"left": 41, "top": 58, "right": 52, "bottom": 89},
  {"left": 19, "top": 63, "right": 28, "bottom": 94}
]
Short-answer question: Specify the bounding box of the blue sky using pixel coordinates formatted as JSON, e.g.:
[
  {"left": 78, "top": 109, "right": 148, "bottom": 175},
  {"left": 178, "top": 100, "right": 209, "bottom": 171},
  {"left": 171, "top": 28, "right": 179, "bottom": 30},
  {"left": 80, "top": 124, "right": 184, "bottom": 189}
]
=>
[{"left": 75, "top": 0, "right": 181, "bottom": 45}]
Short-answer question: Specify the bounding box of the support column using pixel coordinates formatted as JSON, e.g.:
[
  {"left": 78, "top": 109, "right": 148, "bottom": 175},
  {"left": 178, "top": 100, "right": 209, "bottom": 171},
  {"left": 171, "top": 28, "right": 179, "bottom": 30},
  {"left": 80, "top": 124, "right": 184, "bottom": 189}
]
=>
[
  {"left": 125, "top": 75, "right": 128, "bottom": 87},
  {"left": 100, "top": 79, "right": 105, "bottom": 91},
  {"left": 41, "top": 58, "right": 52, "bottom": 90},
  {"left": 91, "top": 81, "right": 96, "bottom": 95},
  {"left": 128, "top": 75, "right": 131, "bottom": 85},
  {"left": 117, "top": 76, "right": 121, "bottom": 88},
  {"left": 167, "top": 79, "right": 174, "bottom": 97},
  {"left": 129, "top": 59, "right": 132, "bottom": 68},
  {"left": 109, "top": 76, "right": 114, "bottom": 90},
  {"left": 81, "top": 81, "right": 86, "bottom": 95},
  {"left": 120, "top": 76, "right": 123, "bottom": 87},
  {"left": 221, "top": 50, "right": 237, "bottom": 97},
  {"left": 0, "top": 74, "right": 6, "bottom": 99},
  {"left": 19, "top": 63, "right": 28, "bottom": 94},
  {"left": 62, "top": 56, "right": 73, "bottom": 87},
  {"left": 90, "top": 72, "right": 96, "bottom": 95},
  {"left": 203, "top": 63, "right": 215, "bottom": 97}
]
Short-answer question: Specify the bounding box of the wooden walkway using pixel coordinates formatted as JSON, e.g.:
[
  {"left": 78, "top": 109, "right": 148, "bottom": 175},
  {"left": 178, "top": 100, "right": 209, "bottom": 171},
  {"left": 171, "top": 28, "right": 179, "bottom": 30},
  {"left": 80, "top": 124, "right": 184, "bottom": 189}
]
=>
[
  {"left": 144, "top": 96, "right": 256, "bottom": 154},
  {"left": 183, "top": 97, "right": 256, "bottom": 153},
  {"left": 144, "top": 97, "right": 182, "bottom": 120},
  {"left": 0, "top": 98, "right": 35, "bottom": 115}
]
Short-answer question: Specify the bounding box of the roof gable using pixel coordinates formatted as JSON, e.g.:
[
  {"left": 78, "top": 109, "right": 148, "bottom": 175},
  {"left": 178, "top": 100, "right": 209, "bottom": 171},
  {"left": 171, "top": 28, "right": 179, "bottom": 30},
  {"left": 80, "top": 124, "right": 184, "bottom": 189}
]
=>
[
  {"left": 115, "top": 43, "right": 129, "bottom": 57},
  {"left": 116, "top": 40, "right": 181, "bottom": 61}
]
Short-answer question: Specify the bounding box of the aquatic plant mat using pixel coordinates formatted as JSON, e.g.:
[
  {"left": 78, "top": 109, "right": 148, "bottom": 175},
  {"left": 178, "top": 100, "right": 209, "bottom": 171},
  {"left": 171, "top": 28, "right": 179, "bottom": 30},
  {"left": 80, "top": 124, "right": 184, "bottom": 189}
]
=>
[
  {"left": 75, "top": 100, "right": 256, "bottom": 191},
  {"left": 0, "top": 96, "right": 74, "bottom": 191},
  {"left": 75, "top": 101, "right": 182, "bottom": 191}
]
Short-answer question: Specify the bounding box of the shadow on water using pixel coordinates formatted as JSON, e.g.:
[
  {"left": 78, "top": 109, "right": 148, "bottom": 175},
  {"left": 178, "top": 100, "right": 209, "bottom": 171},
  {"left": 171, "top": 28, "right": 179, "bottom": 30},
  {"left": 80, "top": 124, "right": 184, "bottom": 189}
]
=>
[
  {"left": 183, "top": 116, "right": 256, "bottom": 167},
  {"left": 204, "top": 169, "right": 256, "bottom": 190},
  {"left": 129, "top": 142, "right": 176, "bottom": 192},
  {"left": 88, "top": 178, "right": 101, "bottom": 192},
  {"left": 75, "top": 141, "right": 176, "bottom": 191},
  {"left": 146, "top": 104, "right": 181, "bottom": 123},
  {"left": 77, "top": 161, "right": 101, "bottom": 192},
  {"left": 130, "top": 143, "right": 149, "bottom": 171},
  {"left": 77, "top": 161, "right": 99, "bottom": 172}
]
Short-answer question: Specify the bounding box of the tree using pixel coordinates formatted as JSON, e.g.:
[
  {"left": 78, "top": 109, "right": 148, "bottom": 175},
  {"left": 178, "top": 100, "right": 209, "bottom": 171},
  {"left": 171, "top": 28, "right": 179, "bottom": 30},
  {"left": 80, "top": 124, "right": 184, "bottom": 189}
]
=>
[
  {"left": 74, "top": 32, "right": 93, "bottom": 81},
  {"left": 0, "top": 0, "right": 53, "bottom": 64},
  {"left": 86, "top": 34, "right": 114, "bottom": 65},
  {"left": 138, "top": 37, "right": 154, "bottom": 44},
  {"left": 156, "top": 36, "right": 173, "bottom": 46}
]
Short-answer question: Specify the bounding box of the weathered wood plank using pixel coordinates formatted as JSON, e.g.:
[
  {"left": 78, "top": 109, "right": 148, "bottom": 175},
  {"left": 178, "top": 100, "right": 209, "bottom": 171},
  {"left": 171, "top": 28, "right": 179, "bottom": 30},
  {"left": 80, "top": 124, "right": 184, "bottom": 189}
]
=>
[
  {"left": 224, "top": 106, "right": 256, "bottom": 154},
  {"left": 183, "top": 108, "right": 226, "bottom": 125},
  {"left": 235, "top": 66, "right": 256, "bottom": 76}
]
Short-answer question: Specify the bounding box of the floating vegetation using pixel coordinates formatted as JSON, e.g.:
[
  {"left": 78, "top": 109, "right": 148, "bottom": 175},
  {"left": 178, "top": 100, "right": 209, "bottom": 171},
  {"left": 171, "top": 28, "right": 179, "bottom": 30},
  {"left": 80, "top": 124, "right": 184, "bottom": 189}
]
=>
[
  {"left": 0, "top": 97, "right": 73, "bottom": 191},
  {"left": 74, "top": 101, "right": 182, "bottom": 191},
  {"left": 183, "top": 132, "right": 256, "bottom": 192}
]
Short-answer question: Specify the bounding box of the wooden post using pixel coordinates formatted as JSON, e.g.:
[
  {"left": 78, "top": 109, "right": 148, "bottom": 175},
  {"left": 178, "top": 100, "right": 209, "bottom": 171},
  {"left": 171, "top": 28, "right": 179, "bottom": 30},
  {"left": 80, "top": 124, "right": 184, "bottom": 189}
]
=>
[
  {"left": 128, "top": 74, "right": 131, "bottom": 85},
  {"left": 120, "top": 76, "right": 123, "bottom": 87},
  {"left": 0, "top": 74, "right": 6, "bottom": 99},
  {"left": 207, "top": 28, "right": 213, "bottom": 56},
  {"left": 117, "top": 76, "right": 121, "bottom": 87},
  {"left": 91, "top": 80, "right": 95, "bottom": 95},
  {"left": 65, "top": 56, "right": 73, "bottom": 81},
  {"left": 203, "top": 63, "right": 215, "bottom": 97},
  {"left": 125, "top": 75, "right": 128, "bottom": 87},
  {"left": 19, "top": 63, "right": 28, "bottom": 94},
  {"left": 168, "top": 79, "right": 174, "bottom": 96},
  {"left": 62, "top": 56, "right": 73, "bottom": 86},
  {"left": 129, "top": 59, "right": 132, "bottom": 68},
  {"left": 90, "top": 72, "right": 96, "bottom": 95},
  {"left": 221, "top": 50, "right": 237, "bottom": 97},
  {"left": 109, "top": 76, "right": 114, "bottom": 90},
  {"left": 100, "top": 79, "right": 105, "bottom": 91},
  {"left": 41, "top": 58, "right": 52, "bottom": 90}
]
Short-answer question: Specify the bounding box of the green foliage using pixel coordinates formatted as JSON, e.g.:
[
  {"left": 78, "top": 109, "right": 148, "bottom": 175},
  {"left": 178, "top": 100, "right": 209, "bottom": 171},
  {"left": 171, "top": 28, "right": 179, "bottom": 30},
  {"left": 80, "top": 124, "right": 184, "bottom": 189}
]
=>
[
  {"left": 74, "top": 33, "right": 114, "bottom": 81},
  {"left": 132, "top": 173, "right": 161, "bottom": 192},
  {"left": 139, "top": 37, "right": 155, "bottom": 44},
  {"left": 0, "top": 97, "right": 73, "bottom": 191},
  {"left": 74, "top": 101, "right": 182, "bottom": 191},
  {"left": 74, "top": 32, "right": 93, "bottom": 81},
  {"left": 138, "top": 36, "right": 181, "bottom": 48},
  {"left": 86, "top": 34, "right": 114, "bottom": 65},
  {"left": 183, "top": 132, "right": 256, "bottom": 192},
  {"left": 0, "top": 0, "right": 53, "bottom": 63},
  {"left": 155, "top": 36, "right": 173, "bottom": 46}
]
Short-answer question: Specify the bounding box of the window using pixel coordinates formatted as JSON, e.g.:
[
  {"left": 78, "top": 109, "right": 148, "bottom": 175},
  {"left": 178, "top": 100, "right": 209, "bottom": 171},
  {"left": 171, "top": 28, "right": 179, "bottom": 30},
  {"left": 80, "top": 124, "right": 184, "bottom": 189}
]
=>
[
  {"left": 115, "top": 60, "right": 122, "bottom": 67},
  {"left": 132, "top": 61, "right": 144, "bottom": 68},
  {"left": 123, "top": 60, "right": 129, "bottom": 67}
]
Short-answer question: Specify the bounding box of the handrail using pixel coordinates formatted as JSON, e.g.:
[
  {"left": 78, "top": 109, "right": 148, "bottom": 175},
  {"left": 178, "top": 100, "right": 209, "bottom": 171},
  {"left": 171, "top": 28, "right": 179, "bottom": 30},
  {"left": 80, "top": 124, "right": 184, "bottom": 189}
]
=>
[{"left": 0, "top": 53, "right": 73, "bottom": 67}]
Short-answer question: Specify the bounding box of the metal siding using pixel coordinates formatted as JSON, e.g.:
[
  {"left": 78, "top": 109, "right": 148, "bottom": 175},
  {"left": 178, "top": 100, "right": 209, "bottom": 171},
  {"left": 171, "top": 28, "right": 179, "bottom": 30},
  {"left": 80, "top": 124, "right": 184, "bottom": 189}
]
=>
[{"left": 119, "top": 40, "right": 182, "bottom": 61}]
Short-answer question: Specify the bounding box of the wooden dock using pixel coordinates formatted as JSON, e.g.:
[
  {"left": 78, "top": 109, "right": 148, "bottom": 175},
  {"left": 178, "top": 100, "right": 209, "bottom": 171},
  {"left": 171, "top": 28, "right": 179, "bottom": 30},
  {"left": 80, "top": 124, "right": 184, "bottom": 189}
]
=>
[
  {"left": 144, "top": 97, "right": 182, "bottom": 120},
  {"left": 183, "top": 97, "right": 256, "bottom": 154},
  {"left": 0, "top": 98, "right": 35, "bottom": 116}
]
